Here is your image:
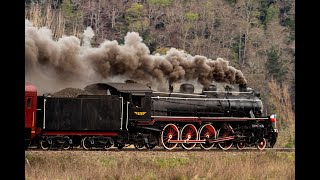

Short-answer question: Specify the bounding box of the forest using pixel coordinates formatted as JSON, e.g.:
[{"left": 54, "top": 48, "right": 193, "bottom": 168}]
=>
[{"left": 25, "top": 0, "right": 294, "bottom": 148}]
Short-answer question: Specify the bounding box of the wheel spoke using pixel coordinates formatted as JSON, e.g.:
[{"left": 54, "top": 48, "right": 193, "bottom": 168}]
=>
[
  {"left": 199, "top": 124, "right": 216, "bottom": 150},
  {"left": 217, "top": 125, "right": 234, "bottom": 150},
  {"left": 237, "top": 142, "right": 245, "bottom": 150},
  {"left": 257, "top": 138, "right": 266, "bottom": 150},
  {"left": 161, "top": 124, "right": 179, "bottom": 150},
  {"left": 181, "top": 124, "right": 198, "bottom": 150}
]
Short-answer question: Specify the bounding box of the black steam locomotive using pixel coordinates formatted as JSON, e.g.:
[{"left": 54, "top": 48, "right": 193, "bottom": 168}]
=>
[{"left": 25, "top": 82, "right": 278, "bottom": 151}]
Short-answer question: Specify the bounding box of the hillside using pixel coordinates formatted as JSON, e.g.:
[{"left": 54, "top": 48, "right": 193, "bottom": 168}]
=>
[{"left": 25, "top": 0, "right": 295, "bottom": 147}]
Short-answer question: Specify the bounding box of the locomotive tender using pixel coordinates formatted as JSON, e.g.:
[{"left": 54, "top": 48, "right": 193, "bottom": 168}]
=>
[{"left": 25, "top": 81, "right": 278, "bottom": 151}]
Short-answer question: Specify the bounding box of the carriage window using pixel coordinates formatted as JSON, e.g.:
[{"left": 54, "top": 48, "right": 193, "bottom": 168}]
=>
[{"left": 26, "top": 98, "right": 31, "bottom": 109}]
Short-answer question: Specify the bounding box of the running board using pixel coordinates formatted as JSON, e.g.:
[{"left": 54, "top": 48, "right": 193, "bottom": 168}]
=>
[
  {"left": 168, "top": 136, "right": 234, "bottom": 143},
  {"left": 136, "top": 126, "right": 162, "bottom": 132}
]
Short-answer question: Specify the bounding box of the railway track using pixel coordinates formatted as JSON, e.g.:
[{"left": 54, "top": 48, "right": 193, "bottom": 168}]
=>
[{"left": 26, "top": 147, "right": 295, "bottom": 152}]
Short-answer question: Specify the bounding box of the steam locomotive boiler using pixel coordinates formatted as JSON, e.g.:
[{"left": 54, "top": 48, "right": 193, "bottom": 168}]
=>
[
  {"left": 151, "top": 83, "right": 263, "bottom": 118},
  {"left": 25, "top": 82, "right": 278, "bottom": 151}
]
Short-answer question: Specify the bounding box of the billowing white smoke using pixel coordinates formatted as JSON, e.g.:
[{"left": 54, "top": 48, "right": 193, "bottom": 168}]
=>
[{"left": 25, "top": 19, "right": 247, "bottom": 94}]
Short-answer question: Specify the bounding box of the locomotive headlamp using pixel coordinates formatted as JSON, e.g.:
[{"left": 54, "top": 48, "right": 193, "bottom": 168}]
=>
[{"left": 270, "top": 114, "right": 277, "bottom": 130}]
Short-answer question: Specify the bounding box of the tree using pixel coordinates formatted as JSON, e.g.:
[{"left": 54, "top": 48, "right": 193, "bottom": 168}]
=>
[
  {"left": 126, "top": 2, "right": 148, "bottom": 33},
  {"left": 265, "top": 46, "right": 288, "bottom": 84},
  {"left": 25, "top": 0, "right": 66, "bottom": 39},
  {"left": 61, "top": 0, "right": 83, "bottom": 36},
  {"left": 234, "top": 0, "right": 260, "bottom": 65}
]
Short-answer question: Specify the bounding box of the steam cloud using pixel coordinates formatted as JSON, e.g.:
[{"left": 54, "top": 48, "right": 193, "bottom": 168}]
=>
[{"left": 25, "top": 19, "right": 247, "bottom": 94}]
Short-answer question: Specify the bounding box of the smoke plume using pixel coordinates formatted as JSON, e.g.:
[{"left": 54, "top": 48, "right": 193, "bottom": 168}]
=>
[{"left": 25, "top": 19, "right": 247, "bottom": 94}]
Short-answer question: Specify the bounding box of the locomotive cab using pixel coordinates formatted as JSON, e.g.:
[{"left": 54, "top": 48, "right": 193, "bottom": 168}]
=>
[{"left": 129, "top": 92, "right": 152, "bottom": 121}]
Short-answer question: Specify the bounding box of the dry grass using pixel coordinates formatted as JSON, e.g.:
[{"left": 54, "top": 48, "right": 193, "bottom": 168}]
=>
[
  {"left": 268, "top": 79, "right": 295, "bottom": 148},
  {"left": 25, "top": 150, "right": 294, "bottom": 180}
]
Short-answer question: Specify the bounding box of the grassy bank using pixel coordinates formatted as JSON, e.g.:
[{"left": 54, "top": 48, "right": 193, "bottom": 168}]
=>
[{"left": 25, "top": 150, "right": 294, "bottom": 180}]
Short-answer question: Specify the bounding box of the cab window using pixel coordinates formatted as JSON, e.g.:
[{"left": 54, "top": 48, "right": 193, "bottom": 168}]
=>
[{"left": 132, "top": 96, "right": 143, "bottom": 107}]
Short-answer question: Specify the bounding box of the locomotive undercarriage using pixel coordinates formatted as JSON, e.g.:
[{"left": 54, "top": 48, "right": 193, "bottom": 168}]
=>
[
  {"left": 34, "top": 132, "right": 159, "bottom": 151},
  {"left": 81, "top": 136, "right": 114, "bottom": 150},
  {"left": 131, "top": 132, "right": 158, "bottom": 149},
  {"left": 36, "top": 135, "right": 120, "bottom": 150},
  {"left": 150, "top": 121, "right": 274, "bottom": 151},
  {"left": 31, "top": 122, "right": 275, "bottom": 151},
  {"left": 38, "top": 136, "right": 73, "bottom": 150}
]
